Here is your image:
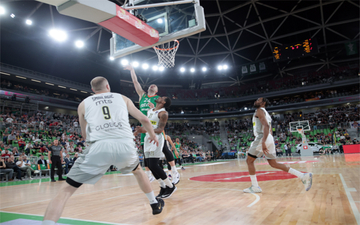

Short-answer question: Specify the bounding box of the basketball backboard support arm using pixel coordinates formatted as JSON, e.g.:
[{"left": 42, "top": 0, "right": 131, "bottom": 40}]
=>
[
  {"left": 123, "top": 0, "right": 195, "bottom": 10},
  {"left": 110, "top": 0, "right": 205, "bottom": 59}
]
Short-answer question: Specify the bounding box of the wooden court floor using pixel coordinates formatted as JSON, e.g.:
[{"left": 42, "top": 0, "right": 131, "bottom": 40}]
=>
[{"left": 0, "top": 154, "right": 359, "bottom": 225}]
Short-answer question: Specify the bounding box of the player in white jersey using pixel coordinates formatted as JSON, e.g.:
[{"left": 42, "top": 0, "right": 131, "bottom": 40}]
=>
[
  {"left": 135, "top": 96, "right": 177, "bottom": 199},
  {"left": 42, "top": 77, "right": 164, "bottom": 225},
  {"left": 243, "top": 97, "right": 313, "bottom": 193}
]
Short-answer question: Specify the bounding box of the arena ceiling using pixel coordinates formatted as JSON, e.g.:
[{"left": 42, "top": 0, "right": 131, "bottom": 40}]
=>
[{"left": 0, "top": 0, "right": 359, "bottom": 92}]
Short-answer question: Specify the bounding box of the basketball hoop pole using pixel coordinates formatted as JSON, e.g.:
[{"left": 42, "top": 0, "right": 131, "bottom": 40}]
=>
[{"left": 124, "top": 0, "right": 195, "bottom": 10}]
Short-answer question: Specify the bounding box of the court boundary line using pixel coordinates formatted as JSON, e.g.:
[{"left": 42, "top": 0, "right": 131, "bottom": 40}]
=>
[
  {"left": 0, "top": 211, "right": 129, "bottom": 225},
  {"left": 339, "top": 173, "right": 360, "bottom": 225}
]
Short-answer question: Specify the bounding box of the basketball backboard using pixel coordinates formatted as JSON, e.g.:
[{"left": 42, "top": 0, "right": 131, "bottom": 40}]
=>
[
  {"left": 289, "top": 121, "right": 311, "bottom": 133},
  {"left": 110, "top": 0, "right": 205, "bottom": 58}
]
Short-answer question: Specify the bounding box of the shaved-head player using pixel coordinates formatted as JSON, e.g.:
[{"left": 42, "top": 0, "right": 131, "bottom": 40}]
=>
[{"left": 42, "top": 77, "right": 164, "bottom": 225}]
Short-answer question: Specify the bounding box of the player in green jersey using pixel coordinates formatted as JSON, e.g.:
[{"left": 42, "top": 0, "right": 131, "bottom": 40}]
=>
[
  {"left": 174, "top": 138, "right": 185, "bottom": 170},
  {"left": 124, "top": 65, "right": 180, "bottom": 183}
]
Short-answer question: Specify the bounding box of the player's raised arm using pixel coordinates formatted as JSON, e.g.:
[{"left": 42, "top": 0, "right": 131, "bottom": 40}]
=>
[
  {"left": 153, "top": 112, "right": 168, "bottom": 134},
  {"left": 122, "top": 95, "right": 158, "bottom": 146},
  {"left": 124, "top": 65, "right": 146, "bottom": 99},
  {"left": 77, "top": 101, "right": 87, "bottom": 141},
  {"left": 256, "top": 109, "right": 270, "bottom": 154}
]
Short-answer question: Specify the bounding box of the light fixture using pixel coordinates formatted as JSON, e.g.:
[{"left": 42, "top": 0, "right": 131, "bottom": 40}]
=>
[
  {"left": 16, "top": 76, "right": 26, "bottom": 79},
  {"left": 45, "top": 82, "right": 54, "bottom": 86},
  {"left": 0, "top": 6, "right": 5, "bottom": 15},
  {"left": 75, "top": 40, "right": 84, "bottom": 48},
  {"left": 132, "top": 61, "right": 139, "bottom": 68},
  {"left": 10, "top": 13, "right": 15, "bottom": 18},
  {"left": 142, "top": 63, "right": 149, "bottom": 70},
  {"left": 190, "top": 68, "right": 195, "bottom": 73},
  {"left": 109, "top": 56, "right": 115, "bottom": 61},
  {"left": 25, "top": 19, "right": 33, "bottom": 25},
  {"left": 159, "top": 66, "right": 165, "bottom": 72},
  {"left": 152, "top": 65, "right": 158, "bottom": 71},
  {"left": 223, "top": 65, "right": 228, "bottom": 70},
  {"left": 81, "top": 91, "right": 88, "bottom": 94},
  {"left": 157, "top": 18, "right": 163, "bottom": 24},
  {"left": 0, "top": 72, "right": 10, "bottom": 76},
  {"left": 58, "top": 85, "right": 66, "bottom": 88},
  {"left": 244, "top": 107, "right": 247, "bottom": 110},
  {"left": 217, "top": 65, "right": 223, "bottom": 70},
  {"left": 70, "top": 88, "right": 77, "bottom": 91},
  {"left": 180, "top": 67, "right": 185, "bottom": 73},
  {"left": 202, "top": 67, "right": 207, "bottom": 72},
  {"left": 49, "top": 29, "right": 68, "bottom": 42},
  {"left": 45, "top": 106, "right": 49, "bottom": 110},
  {"left": 121, "top": 59, "right": 129, "bottom": 66}
]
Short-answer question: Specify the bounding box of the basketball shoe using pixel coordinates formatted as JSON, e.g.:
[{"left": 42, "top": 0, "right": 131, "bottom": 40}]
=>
[
  {"left": 243, "top": 185, "right": 262, "bottom": 193},
  {"left": 161, "top": 185, "right": 177, "bottom": 199},
  {"left": 157, "top": 187, "right": 166, "bottom": 198},
  {"left": 301, "top": 172, "right": 313, "bottom": 191},
  {"left": 172, "top": 172, "right": 180, "bottom": 185},
  {"left": 150, "top": 198, "right": 164, "bottom": 215}
]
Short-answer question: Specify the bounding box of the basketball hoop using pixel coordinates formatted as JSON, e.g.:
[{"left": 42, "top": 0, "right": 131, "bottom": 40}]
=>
[
  {"left": 297, "top": 128, "right": 304, "bottom": 135},
  {"left": 153, "top": 40, "right": 179, "bottom": 68}
]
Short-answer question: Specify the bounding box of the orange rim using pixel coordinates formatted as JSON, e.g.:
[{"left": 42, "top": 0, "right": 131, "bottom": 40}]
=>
[{"left": 153, "top": 40, "right": 179, "bottom": 51}]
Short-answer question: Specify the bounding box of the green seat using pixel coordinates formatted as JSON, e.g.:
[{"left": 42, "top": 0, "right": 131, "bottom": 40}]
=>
[{"left": 31, "top": 164, "right": 38, "bottom": 171}]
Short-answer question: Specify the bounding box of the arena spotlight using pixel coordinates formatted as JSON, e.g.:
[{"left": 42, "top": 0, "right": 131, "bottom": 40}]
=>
[
  {"left": 49, "top": 29, "right": 68, "bottom": 42},
  {"left": 131, "top": 61, "right": 139, "bottom": 68},
  {"left": 159, "top": 66, "right": 165, "bottom": 72},
  {"left": 180, "top": 67, "right": 185, "bottom": 73},
  {"left": 152, "top": 65, "right": 158, "bottom": 71},
  {"left": 202, "top": 67, "right": 207, "bottom": 72},
  {"left": 0, "top": 6, "right": 5, "bottom": 15},
  {"left": 142, "top": 63, "right": 149, "bottom": 70},
  {"left": 75, "top": 40, "right": 84, "bottom": 48},
  {"left": 109, "top": 56, "right": 115, "bottom": 61},
  {"left": 223, "top": 65, "right": 228, "bottom": 70},
  {"left": 217, "top": 65, "right": 223, "bottom": 71},
  {"left": 157, "top": 18, "right": 163, "bottom": 24},
  {"left": 25, "top": 19, "right": 33, "bottom": 25},
  {"left": 10, "top": 13, "right": 15, "bottom": 18},
  {"left": 121, "top": 59, "right": 129, "bottom": 66},
  {"left": 244, "top": 107, "right": 248, "bottom": 110},
  {"left": 190, "top": 68, "right": 195, "bottom": 73}
]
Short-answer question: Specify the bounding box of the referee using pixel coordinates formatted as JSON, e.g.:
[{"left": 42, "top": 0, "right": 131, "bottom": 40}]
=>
[{"left": 49, "top": 139, "right": 65, "bottom": 182}]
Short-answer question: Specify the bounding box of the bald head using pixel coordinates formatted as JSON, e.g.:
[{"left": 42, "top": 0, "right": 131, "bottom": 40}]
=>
[{"left": 90, "top": 77, "right": 110, "bottom": 93}]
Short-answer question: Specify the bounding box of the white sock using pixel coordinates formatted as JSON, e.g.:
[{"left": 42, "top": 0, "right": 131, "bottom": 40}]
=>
[
  {"left": 42, "top": 220, "right": 55, "bottom": 225},
  {"left": 171, "top": 166, "right": 177, "bottom": 172},
  {"left": 163, "top": 178, "right": 174, "bottom": 188},
  {"left": 250, "top": 175, "right": 259, "bottom": 187},
  {"left": 145, "top": 191, "right": 158, "bottom": 204},
  {"left": 288, "top": 168, "right": 304, "bottom": 179},
  {"left": 157, "top": 179, "right": 166, "bottom": 188},
  {"left": 145, "top": 170, "right": 151, "bottom": 177}
]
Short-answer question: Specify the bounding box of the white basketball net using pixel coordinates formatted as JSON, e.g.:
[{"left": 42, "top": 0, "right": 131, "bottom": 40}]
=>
[{"left": 153, "top": 40, "right": 179, "bottom": 68}]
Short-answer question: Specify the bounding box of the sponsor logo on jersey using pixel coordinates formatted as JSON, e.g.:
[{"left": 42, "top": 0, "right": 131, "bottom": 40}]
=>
[{"left": 95, "top": 122, "right": 122, "bottom": 131}]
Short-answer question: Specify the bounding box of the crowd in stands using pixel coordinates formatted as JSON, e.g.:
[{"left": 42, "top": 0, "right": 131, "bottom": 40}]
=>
[
  {"left": 167, "top": 85, "right": 359, "bottom": 114},
  {"left": 225, "top": 104, "right": 359, "bottom": 153}
]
